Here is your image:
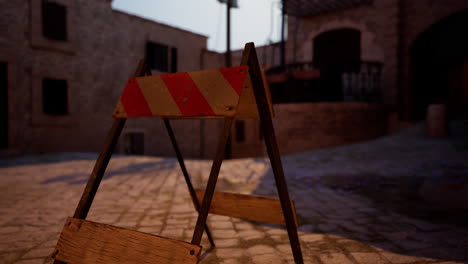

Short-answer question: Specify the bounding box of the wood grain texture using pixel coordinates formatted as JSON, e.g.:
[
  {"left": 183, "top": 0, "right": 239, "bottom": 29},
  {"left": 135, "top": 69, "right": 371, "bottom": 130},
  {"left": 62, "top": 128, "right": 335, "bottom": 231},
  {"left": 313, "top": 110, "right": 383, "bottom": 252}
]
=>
[
  {"left": 195, "top": 190, "right": 298, "bottom": 226},
  {"left": 235, "top": 72, "right": 259, "bottom": 119},
  {"left": 53, "top": 217, "right": 201, "bottom": 264},
  {"left": 113, "top": 66, "right": 273, "bottom": 120},
  {"left": 235, "top": 68, "right": 274, "bottom": 119},
  {"left": 114, "top": 67, "right": 252, "bottom": 119}
]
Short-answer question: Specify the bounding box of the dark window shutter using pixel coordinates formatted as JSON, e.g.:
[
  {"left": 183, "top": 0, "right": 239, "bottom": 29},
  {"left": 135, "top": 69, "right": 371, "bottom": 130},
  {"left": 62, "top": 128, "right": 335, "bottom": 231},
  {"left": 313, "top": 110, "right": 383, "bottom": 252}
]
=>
[
  {"left": 42, "top": 1, "right": 68, "bottom": 41},
  {"left": 146, "top": 42, "right": 156, "bottom": 69},
  {"left": 42, "top": 78, "right": 68, "bottom": 116},
  {"left": 146, "top": 42, "right": 169, "bottom": 72},
  {"left": 124, "top": 133, "right": 145, "bottom": 155},
  {"left": 235, "top": 120, "right": 245, "bottom": 142}
]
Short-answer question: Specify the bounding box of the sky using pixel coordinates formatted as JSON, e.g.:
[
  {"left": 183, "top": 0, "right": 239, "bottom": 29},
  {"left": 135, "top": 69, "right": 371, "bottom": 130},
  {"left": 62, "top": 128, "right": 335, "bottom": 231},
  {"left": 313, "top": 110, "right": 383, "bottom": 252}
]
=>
[{"left": 111, "top": 0, "right": 283, "bottom": 52}]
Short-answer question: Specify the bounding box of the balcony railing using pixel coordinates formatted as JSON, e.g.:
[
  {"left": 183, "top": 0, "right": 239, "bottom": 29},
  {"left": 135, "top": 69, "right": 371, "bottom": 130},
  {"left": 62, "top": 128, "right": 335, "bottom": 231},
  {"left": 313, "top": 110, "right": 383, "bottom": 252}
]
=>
[
  {"left": 342, "top": 61, "right": 382, "bottom": 102},
  {"left": 266, "top": 61, "right": 383, "bottom": 103}
]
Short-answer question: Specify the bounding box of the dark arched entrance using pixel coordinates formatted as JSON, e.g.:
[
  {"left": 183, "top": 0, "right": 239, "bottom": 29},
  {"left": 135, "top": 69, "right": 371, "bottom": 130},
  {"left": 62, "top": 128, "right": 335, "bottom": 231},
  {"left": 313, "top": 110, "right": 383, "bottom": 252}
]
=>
[
  {"left": 314, "top": 28, "right": 361, "bottom": 101},
  {"left": 411, "top": 10, "right": 468, "bottom": 120}
]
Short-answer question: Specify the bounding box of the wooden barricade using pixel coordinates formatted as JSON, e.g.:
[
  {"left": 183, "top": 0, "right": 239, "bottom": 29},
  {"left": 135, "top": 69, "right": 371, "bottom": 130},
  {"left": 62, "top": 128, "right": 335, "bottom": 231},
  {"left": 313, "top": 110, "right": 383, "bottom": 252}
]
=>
[{"left": 52, "top": 42, "right": 304, "bottom": 264}]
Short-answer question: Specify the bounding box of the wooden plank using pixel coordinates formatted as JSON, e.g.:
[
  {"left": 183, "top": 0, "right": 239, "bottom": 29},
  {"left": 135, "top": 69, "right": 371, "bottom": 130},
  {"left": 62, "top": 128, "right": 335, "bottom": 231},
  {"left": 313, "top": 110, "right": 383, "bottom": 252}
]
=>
[
  {"left": 114, "top": 66, "right": 249, "bottom": 118},
  {"left": 234, "top": 72, "right": 258, "bottom": 119},
  {"left": 53, "top": 217, "right": 201, "bottom": 264},
  {"left": 235, "top": 68, "right": 274, "bottom": 119},
  {"left": 195, "top": 190, "right": 298, "bottom": 226},
  {"left": 53, "top": 60, "right": 152, "bottom": 264}
]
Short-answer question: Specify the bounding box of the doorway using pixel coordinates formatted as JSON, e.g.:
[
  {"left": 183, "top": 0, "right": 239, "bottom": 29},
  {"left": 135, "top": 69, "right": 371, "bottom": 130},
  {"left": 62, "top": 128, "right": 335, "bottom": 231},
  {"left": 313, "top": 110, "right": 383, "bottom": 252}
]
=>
[
  {"left": 313, "top": 28, "right": 361, "bottom": 101},
  {"left": 411, "top": 10, "right": 468, "bottom": 120}
]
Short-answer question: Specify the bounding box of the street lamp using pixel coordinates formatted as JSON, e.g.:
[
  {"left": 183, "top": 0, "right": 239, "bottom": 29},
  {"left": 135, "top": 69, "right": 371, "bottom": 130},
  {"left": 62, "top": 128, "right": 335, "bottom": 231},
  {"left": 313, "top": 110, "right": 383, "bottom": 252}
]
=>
[{"left": 218, "top": 0, "right": 239, "bottom": 67}]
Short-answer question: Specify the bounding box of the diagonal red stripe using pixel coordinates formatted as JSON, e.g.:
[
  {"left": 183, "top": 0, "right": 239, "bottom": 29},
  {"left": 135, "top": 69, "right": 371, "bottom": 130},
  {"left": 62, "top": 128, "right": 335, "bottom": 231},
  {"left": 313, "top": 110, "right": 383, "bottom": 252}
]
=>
[
  {"left": 160, "top": 72, "right": 215, "bottom": 116},
  {"left": 219, "top": 66, "right": 248, "bottom": 96},
  {"left": 120, "top": 77, "right": 153, "bottom": 117}
]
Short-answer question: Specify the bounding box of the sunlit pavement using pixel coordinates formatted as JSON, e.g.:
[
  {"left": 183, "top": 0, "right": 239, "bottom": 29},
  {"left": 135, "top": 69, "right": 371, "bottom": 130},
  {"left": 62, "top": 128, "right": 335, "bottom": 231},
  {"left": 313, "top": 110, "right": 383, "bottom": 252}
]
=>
[{"left": 1, "top": 122, "right": 468, "bottom": 264}]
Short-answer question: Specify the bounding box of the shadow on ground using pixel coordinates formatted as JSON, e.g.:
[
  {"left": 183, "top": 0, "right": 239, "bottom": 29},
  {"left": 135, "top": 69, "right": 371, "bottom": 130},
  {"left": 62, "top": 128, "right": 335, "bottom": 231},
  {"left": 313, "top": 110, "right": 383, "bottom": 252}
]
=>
[
  {"left": 40, "top": 159, "right": 178, "bottom": 185},
  {"left": 251, "top": 120, "right": 468, "bottom": 263}
]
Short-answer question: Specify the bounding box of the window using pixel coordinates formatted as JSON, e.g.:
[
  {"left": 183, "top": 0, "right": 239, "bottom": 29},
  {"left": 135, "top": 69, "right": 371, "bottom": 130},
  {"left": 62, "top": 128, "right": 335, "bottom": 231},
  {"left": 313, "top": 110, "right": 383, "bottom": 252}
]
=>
[
  {"left": 31, "top": 0, "right": 75, "bottom": 53},
  {"left": 42, "top": 0, "right": 68, "bottom": 41},
  {"left": 42, "top": 78, "right": 68, "bottom": 115},
  {"left": 313, "top": 28, "right": 361, "bottom": 73},
  {"left": 235, "top": 120, "right": 245, "bottom": 142},
  {"left": 0, "top": 62, "right": 7, "bottom": 149},
  {"left": 123, "top": 132, "right": 145, "bottom": 155},
  {"left": 313, "top": 28, "right": 361, "bottom": 102},
  {"left": 146, "top": 42, "right": 178, "bottom": 73}
]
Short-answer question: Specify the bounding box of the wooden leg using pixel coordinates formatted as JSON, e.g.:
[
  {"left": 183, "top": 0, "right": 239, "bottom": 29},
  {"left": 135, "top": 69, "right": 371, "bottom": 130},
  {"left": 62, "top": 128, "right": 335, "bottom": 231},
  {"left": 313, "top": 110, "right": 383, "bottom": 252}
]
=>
[
  {"left": 241, "top": 42, "right": 304, "bottom": 264},
  {"left": 262, "top": 125, "right": 304, "bottom": 264},
  {"left": 53, "top": 118, "right": 126, "bottom": 264},
  {"left": 163, "top": 118, "right": 216, "bottom": 248},
  {"left": 191, "top": 117, "right": 233, "bottom": 245},
  {"left": 73, "top": 58, "right": 149, "bottom": 219},
  {"left": 53, "top": 60, "right": 148, "bottom": 264},
  {"left": 73, "top": 118, "right": 126, "bottom": 219}
]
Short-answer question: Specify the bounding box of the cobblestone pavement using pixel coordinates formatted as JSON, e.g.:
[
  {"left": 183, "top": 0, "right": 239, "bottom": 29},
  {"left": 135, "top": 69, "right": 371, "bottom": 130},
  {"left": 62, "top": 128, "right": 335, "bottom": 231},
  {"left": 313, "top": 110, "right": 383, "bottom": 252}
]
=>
[{"left": 1, "top": 122, "right": 468, "bottom": 264}]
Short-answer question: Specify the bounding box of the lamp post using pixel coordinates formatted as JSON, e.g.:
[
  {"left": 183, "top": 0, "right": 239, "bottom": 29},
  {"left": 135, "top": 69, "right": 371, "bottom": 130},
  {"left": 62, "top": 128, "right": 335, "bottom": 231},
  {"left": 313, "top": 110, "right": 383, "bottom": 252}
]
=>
[
  {"left": 218, "top": 0, "right": 238, "bottom": 67},
  {"left": 218, "top": 0, "right": 238, "bottom": 159},
  {"left": 281, "top": 0, "right": 286, "bottom": 69}
]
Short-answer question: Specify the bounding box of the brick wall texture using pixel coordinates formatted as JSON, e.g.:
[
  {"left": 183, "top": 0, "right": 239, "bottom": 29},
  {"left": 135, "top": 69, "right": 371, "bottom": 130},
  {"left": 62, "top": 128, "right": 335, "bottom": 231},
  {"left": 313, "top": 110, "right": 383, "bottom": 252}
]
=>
[{"left": 231, "top": 103, "right": 389, "bottom": 158}]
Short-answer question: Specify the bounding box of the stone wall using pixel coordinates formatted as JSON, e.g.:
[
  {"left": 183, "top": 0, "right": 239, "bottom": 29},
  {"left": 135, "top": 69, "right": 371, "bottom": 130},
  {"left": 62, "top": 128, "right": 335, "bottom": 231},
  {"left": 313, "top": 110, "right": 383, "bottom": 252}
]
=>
[
  {"left": 231, "top": 102, "right": 389, "bottom": 157},
  {"left": 0, "top": 0, "right": 213, "bottom": 158}
]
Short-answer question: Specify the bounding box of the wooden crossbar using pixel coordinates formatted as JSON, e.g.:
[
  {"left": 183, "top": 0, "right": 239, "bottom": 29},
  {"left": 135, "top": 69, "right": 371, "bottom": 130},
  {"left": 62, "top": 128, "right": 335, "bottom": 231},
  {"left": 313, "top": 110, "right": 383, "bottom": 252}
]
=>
[
  {"left": 53, "top": 217, "right": 201, "bottom": 264},
  {"left": 196, "top": 190, "right": 298, "bottom": 226},
  {"left": 114, "top": 66, "right": 252, "bottom": 118}
]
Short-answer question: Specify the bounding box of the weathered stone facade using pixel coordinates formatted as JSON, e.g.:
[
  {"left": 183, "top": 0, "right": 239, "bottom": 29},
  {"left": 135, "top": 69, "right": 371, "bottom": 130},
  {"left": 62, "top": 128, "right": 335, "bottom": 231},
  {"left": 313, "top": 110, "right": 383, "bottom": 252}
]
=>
[
  {"left": 285, "top": 0, "right": 468, "bottom": 118},
  {"left": 229, "top": 0, "right": 468, "bottom": 158},
  {"left": 0, "top": 0, "right": 221, "bottom": 158}
]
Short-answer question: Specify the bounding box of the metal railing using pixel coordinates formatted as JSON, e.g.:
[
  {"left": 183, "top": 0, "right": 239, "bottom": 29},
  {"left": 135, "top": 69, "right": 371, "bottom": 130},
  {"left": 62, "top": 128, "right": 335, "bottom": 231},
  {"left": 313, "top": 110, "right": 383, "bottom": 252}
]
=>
[
  {"left": 342, "top": 61, "right": 383, "bottom": 102},
  {"left": 266, "top": 60, "right": 383, "bottom": 103}
]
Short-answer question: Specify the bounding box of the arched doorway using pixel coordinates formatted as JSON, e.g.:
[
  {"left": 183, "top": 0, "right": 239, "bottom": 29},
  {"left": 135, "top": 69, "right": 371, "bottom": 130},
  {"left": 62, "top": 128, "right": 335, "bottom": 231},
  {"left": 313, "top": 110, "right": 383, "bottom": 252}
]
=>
[
  {"left": 411, "top": 10, "right": 468, "bottom": 120},
  {"left": 313, "top": 28, "right": 361, "bottom": 101}
]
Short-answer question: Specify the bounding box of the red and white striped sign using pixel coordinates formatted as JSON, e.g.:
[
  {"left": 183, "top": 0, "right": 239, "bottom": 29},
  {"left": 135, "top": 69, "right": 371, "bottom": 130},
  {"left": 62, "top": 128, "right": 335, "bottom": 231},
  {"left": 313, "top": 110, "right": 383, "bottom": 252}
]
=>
[{"left": 113, "top": 66, "right": 252, "bottom": 118}]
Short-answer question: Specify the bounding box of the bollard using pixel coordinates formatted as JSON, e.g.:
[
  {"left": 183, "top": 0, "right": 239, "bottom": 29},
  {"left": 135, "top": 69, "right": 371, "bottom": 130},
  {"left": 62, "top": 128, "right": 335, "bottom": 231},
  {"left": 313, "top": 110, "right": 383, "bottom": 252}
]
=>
[{"left": 426, "top": 104, "right": 448, "bottom": 137}]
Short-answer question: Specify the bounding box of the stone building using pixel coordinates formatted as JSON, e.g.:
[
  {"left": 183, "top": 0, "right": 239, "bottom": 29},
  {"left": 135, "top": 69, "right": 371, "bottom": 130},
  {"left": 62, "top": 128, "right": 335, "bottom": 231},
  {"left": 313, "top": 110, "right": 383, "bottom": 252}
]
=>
[
  {"left": 1, "top": 0, "right": 467, "bottom": 159},
  {"left": 280, "top": 0, "right": 468, "bottom": 121},
  {"left": 0, "top": 0, "right": 227, "bottom": 158},
  {"left": 229, "top": 0, "right": 468, "bottom": 157}
]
